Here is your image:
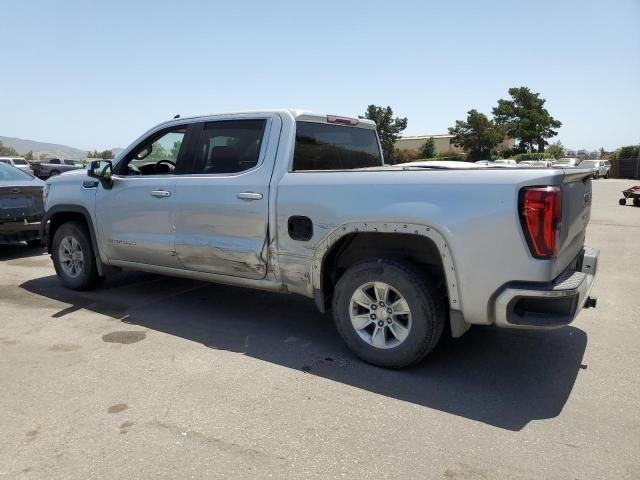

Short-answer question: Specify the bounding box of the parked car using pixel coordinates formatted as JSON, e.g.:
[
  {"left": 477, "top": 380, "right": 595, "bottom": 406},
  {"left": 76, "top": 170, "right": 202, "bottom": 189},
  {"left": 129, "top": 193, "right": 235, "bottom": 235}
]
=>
[
  {"left": 518, "top": 161, "right": 550, "bottom": 168},
  {"left": 552, "top": 158, "right": 580, "bottom": 168},
  {"left": 397, "top": 160, "right": 482, "bottom": 169},
  {"left": 0, "top": 157, "right": 35, "bottom": 175},
  {"left": 0, "top": 162, "right": 45, "bottom": 246},
  {"left": 579, "top": 159, "right": 610, "bottom": 179},
  {"left": 492, "top": 159, "right": 517, "bottom": 167},
  {"left": 474, "top": 160, "right": 493, "bottom": 166},
  {"left": 41, "top": 109, "right": 599, "bottom": 368},
  {"left": 31, "top": 158, "right": 84, "bottom": 179}
]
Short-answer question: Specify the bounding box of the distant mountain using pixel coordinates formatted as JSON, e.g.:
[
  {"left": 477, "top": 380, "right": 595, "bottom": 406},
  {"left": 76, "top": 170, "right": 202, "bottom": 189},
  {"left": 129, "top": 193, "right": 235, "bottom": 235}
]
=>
[
  {"left": 0, "top": 135, "right": 124, "bottom": 160},
  {"left": 0, "top": 135, "right": 87, "bottom": 159}
]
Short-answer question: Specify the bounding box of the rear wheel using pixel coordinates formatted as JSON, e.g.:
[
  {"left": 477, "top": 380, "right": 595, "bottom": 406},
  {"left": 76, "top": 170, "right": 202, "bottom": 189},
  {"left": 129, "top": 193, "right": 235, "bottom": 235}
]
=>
[
  {"left": 634, "top": 198, "right": 640, "bottom": 208},
  {"left": 332, "top": 259, "right": 445, "bottom": 368},
  {"left": 619, "top": 198, "right": 627, "bottom": 206},
  {"left": 49, "top": 170, "right": 60, "bottom": 177},
  {"left": 51, "top": 221, "right": 99, "bottom": 290}
]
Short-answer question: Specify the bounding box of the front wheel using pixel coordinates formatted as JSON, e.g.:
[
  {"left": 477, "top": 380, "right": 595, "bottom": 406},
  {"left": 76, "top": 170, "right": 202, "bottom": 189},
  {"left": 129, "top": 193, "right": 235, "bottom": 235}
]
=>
[
  {"left": 332, "top": 259, "right": 445, "bottom": 368},
  {"left": 52, "top": 221, "right": 99, "bottom": 290},
  {"left": 619, "top": 198, "right": 627, "bottom": 206}
]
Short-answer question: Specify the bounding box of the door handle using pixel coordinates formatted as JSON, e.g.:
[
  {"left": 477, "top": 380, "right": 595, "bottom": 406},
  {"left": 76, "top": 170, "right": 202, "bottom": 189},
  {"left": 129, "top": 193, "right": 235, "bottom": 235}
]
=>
[
  {"left": 151, "top": 190, "right": 171, "bottom": 198},
  {"left": 236, "top": 192, "right": 263, "bottom": 201}
]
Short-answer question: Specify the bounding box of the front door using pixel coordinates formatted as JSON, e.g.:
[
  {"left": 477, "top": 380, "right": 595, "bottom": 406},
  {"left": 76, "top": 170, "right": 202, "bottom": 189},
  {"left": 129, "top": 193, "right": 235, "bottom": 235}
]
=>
[
  {"left": 173, "top": 115, "right": 280, "bottom": 279},
  {"left": 95, "top": 126, "right": 192, "bottom": 268}
]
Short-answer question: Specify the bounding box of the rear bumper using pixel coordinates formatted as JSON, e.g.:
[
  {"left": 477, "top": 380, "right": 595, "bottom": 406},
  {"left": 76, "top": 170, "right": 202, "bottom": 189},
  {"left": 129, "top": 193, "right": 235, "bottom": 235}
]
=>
[
  {"left": 494, "top": 247, "right": 599, "bottom": 329},
  {"left": 0, "top": 219, "right": 42, "bottom": 242}
]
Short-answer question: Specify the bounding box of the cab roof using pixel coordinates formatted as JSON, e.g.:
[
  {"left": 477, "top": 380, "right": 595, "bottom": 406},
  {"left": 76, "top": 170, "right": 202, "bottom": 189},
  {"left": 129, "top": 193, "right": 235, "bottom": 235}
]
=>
[{"left": 156, "top": 109, "right": 377, "bottom": 130}]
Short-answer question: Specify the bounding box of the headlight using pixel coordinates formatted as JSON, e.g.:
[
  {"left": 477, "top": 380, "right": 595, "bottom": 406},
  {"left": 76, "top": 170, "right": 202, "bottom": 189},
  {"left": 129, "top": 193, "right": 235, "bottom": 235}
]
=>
[{"left": 43, "top": 183, "right": 50, "bottom": 202}]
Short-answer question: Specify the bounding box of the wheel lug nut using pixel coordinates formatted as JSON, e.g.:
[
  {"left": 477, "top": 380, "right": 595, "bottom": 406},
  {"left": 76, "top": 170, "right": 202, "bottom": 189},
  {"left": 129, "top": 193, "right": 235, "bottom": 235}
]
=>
[
  {"left": 371, "top": 304, "right": 377, "bottom": 310},
  {"left": 387, "top": 308, "right": 393, "bottom": 314},
  {"left": 387, "top": 319, "right": 392, "bottom": 324},
  {"left": 377, "top": 320, "right": 384, "bottom": 327},
  {"left": 379, "top": 301, "right": 385, "bottom": 307},
  {"left": 370, "top": 314, "right": 376, "bottom": 320}
]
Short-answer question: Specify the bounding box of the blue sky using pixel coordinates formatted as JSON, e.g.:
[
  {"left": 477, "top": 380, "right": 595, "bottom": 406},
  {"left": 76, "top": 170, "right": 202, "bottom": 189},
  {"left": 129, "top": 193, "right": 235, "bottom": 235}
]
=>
[{"left": 1, "top": 0, "right": 638, "bottom": 151}]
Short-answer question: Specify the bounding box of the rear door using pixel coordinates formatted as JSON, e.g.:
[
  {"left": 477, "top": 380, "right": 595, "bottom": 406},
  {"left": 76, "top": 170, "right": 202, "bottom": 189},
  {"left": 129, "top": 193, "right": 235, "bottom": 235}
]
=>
[
  {"left": 0, "top": 165, "right": 44, "bottom": 222},
  {"left": 173, "top": 114, "right": 281, "bottom": 279}
]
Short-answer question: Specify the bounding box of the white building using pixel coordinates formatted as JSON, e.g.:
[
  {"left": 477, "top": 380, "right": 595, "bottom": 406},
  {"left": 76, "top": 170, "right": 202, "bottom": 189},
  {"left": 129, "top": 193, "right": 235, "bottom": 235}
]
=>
[{"left": 396, "top": 134, "right": 515, "bottom": 155}]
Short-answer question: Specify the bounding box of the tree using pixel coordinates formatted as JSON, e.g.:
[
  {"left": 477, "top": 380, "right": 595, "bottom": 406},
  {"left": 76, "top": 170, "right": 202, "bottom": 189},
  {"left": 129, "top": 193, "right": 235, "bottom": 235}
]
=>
[
  {"left": 361, "top": 105, "right": 408, "bottom": 164},
  {"left": 419, "top": 137, "right": 436, "bottom": 159},
  {"left": 0, "top": 141, "right": 19, "bottom": 156},
  {"left": 492, "top": 87, "right": 562, "bottom": 152},
  {"left": 546, "top": 140, "right": 565, "bottom": 159},
  {"left": 599, "top": 147, "right": 606, "bottom": 159},
  {"left": 448, "top": 109, "right": 505, "bottom": 160},
  {"left": 23, "top": 150, "right": 34, "bottom": 160},
  {"left": 170, "top": 140, "right": 182, "bottom": 160},
  {"left": 147, "top": 144, "right": 168, "bottom": 162},
  {"left": 393, "top": 148, "right": 420, "bottom": 163},
  {"left": 100, "top": 150, "right": 113, "bottom": 159},
  {"left": 611, "top": 145, "right": 639, "bottom": 160}
]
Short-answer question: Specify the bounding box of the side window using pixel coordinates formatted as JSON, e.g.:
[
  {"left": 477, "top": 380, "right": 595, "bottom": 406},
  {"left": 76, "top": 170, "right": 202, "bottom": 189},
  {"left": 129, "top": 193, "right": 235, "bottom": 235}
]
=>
[
  {"left": 193, "top": 120, "right": 266, "bottom": 174},
  {"left": 123, "top": 128, "right": 186, "bottom": 176},
  {"left": 293, "top": 121, "right": 382, "bottom": 171}
]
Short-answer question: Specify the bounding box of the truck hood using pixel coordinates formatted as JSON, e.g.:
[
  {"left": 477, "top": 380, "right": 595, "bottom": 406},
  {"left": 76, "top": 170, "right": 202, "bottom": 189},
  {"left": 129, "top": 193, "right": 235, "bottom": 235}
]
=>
[{"left": 46, "top": 167, "right": 90, "bottom": 184}]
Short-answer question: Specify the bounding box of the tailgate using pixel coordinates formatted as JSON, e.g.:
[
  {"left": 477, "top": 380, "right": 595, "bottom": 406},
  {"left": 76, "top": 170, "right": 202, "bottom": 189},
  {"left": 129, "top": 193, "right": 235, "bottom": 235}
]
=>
[
  {"left": 0, "top": 185, "right": 44, "bottom": 222},
  {"left": 555, "top": 168, "right": 593, "bottom": 276}
]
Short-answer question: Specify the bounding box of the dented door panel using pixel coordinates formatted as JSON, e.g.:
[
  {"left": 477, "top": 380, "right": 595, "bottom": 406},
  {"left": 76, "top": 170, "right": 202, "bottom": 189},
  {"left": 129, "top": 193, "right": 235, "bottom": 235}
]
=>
[{"left": 173, "top": 114, "right": 280, "bottom": 279}]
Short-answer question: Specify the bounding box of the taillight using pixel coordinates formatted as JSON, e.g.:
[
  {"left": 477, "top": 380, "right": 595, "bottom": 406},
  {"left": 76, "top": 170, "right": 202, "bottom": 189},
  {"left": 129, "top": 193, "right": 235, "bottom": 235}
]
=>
[
  {"left": 519, "top": 186, "right": 562, "bottom": 259},
  {"left": 326, "top": 115, "right": 359, "bottom": 126}
]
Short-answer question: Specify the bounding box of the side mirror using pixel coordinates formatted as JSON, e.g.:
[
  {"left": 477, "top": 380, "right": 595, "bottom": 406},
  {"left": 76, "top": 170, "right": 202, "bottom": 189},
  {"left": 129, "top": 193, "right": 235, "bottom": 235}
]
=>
[{"left": 88, "top": 160, "right": 114, "bottom": 189}]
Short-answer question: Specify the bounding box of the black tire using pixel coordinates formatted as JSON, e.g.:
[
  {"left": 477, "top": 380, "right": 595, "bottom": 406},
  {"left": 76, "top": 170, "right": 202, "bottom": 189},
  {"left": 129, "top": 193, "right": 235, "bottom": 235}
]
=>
[
  {"left": 26, "top": 238, "right": 43, "bottom": 247},
  {"left": 332, "top": 259, "right": 445, "bottom": 368},
  {"left": 49, "top": 170, "right": 60, "bottom": 177},
  {"left": 604, "top": 172, "right": 609, "bottom": 179},
  {"left": 634, "top": 198, "right": 640, "bottom": 208},
  {"left": 51, "top": 221, "right": 99, "bottom": 290},
  {"left": 619, "top": 198, "right": 627, "bottom": 206}
]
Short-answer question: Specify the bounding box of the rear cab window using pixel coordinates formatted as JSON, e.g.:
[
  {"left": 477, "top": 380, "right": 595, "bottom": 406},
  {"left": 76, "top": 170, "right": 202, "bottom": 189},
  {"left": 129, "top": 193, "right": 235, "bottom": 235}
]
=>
[{"left": 293, "top": 121, "right": 382, "bottom": 171}]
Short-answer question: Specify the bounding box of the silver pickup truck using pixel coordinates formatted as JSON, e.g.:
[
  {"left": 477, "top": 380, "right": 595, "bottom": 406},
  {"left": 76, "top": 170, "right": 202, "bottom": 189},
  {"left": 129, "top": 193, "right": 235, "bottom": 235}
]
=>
[
  {"left": 32, "top": 158, "right": 84, "bottom": 179},
  {"left": 41, "top": 110, "right": 599, "bottom": 368}
]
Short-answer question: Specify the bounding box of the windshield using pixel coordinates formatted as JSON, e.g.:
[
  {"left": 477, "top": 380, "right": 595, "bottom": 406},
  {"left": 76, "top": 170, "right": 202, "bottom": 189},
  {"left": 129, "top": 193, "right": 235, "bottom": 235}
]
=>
[
  {"left": 0, "top": 162, "right": 35, "bottom": 181},
  {"left": 580, "top": 161, "right": 596, "bottom": 167},
  {"left": 13, "top": 158, "right": 29, "bottom": 165}
]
